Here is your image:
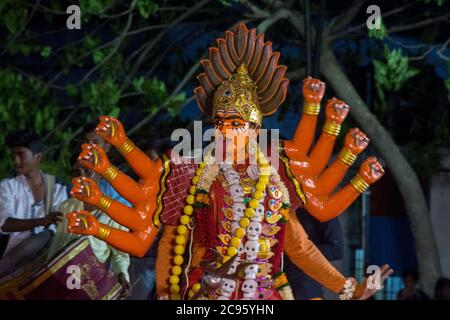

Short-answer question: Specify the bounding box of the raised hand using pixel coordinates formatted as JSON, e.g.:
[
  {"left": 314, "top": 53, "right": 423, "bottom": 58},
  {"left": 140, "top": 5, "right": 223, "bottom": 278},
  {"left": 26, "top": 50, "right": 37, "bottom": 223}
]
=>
[
  {"left": 302, "top": 77, "right": 325, "bottom": 104},
  {"left": 70, "top": 115, "right": 163, "bottom": 257},
  {"left": 358, "top": 157, "right": 385, "bottom": 185},
  {"left": 344, "top": 128, "right": 369, "bottom": 155},
  {"left": 78, "top": 143, "right": 110, "bottom": 175},
  {"left": 284, "top": 77, "right": 326, "bottom": 156},
  {"left": 95, "top": 116, "right": 127, "bottom": 148},
  {"left": 354, "top": 264, "right": 394, "bottom": 300},
  {"left": 305, "top": 129, "right": 368, "bottom": 196},
  {"left": 304, "top": 98, "right": 351, "bottom": 175},
  {"left": 284, "top": 77, "right": 386, "bottom": 222},
  {"left": 70, "top": 176, "right": 102, "bottom": 207},
  {"left": 67, "top": 210, "right": 100, "bottom": 236},
  {"left": 324, "top": 98, "right": 349, "bottom": 125}
]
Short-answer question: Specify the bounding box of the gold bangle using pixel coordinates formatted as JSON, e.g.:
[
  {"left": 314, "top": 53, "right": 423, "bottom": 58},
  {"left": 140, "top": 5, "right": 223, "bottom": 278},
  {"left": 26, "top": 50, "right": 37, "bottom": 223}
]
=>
[
  {"left": 98, "top": 195, "right": 112, "bottom": 211},
  {"left": 303, "top": 102, "right": 320, "bottom": 116},
  {"left": 323, "top": 121, "right": 341, "bottom": 136},
  {"left": 104, "top": 166, "right": 119, "bottom": 183},
  {"left": 97, "top": 225, "right": 111, "bottom": 240},
  {"left": 338, "top": 148, "right": 357, "bottom": 166},
  {"left": 119, "top": 138, "right": 135, "bottom": 155},
  {"left": 350, "top": 175, "right": 370, "bottom": 193}
]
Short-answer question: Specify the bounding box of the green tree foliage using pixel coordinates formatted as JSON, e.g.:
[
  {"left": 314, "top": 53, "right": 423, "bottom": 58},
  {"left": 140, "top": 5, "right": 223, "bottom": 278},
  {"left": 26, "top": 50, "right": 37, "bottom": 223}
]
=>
[
  {"left": 0, "top": 0, "right": 188, "bottom": 181},
  {"left": 1, "top": 0, "right": 448, "bottom": 185},
  {"left": 367, "top": 14, "right": 448, "bottom": 179},
  {"left": 373, "top": 46, "right": 420, "bottom": 102}
]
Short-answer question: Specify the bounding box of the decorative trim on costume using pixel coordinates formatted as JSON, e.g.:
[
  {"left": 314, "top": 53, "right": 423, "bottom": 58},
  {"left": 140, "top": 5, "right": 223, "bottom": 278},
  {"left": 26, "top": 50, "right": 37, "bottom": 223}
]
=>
[
  {"left": 153, "top": 153, "right": 171, "bottom": 227},
  {"left": 278, "top": 143, "right": 307, "bottom": 206}
]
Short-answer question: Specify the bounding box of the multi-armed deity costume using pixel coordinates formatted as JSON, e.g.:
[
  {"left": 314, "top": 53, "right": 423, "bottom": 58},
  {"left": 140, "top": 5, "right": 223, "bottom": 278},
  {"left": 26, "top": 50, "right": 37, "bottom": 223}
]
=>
[{"left": 68, "top": 24, "right": 387, "bottom": 300}]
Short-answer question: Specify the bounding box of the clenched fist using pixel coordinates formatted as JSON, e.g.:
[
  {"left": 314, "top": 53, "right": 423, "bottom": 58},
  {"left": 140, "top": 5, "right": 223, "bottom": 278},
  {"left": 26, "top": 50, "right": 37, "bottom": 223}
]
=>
[
  {"left": 344, "top": 128, "right": 370, "bottom": 155},
  {"left": 302, "top": 77, "right": 325, "bottom": 104},
  {"left": 325, "top": 98, "right": 350, "bottom": 124},
  {"left": 358, "top": 156, "right": 385, "bottom": 184}
]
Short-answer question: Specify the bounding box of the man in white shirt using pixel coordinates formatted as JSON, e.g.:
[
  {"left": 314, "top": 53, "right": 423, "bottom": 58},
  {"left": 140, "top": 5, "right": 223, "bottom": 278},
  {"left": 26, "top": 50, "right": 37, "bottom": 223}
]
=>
[{"left": 0, "top": 130, "right": 67, "bottom": 275}]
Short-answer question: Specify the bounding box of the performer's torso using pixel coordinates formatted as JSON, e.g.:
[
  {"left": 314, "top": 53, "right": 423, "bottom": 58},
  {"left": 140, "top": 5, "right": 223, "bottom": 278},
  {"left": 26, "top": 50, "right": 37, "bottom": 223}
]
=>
[{"left": 190, "top": 164, "right": 288, "bottom": 300}]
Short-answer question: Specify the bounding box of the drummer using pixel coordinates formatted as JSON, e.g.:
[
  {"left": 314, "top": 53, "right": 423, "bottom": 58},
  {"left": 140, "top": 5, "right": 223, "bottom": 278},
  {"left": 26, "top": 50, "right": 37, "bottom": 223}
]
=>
[{"left": 0, "top": 129, "right": 67, "bottom": 275}]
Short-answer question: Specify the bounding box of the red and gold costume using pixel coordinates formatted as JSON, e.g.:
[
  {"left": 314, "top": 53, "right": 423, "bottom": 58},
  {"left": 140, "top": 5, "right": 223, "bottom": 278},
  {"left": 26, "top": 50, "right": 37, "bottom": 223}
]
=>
[{"left": 67, "top": 24, "right": 389, "bottom": 300}]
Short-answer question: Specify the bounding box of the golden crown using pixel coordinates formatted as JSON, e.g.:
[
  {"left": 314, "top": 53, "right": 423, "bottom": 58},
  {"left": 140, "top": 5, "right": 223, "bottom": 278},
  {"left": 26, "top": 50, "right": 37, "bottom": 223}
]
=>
[{"left": 213, "top": 64, "right": 262, "bottom": 125}]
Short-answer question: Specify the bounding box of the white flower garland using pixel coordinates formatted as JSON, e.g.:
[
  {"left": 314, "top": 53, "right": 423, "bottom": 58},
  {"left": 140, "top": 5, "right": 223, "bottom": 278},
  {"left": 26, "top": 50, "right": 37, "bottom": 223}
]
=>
[{"left": 339, "top": 278, "right": 356, "bottom": 300}]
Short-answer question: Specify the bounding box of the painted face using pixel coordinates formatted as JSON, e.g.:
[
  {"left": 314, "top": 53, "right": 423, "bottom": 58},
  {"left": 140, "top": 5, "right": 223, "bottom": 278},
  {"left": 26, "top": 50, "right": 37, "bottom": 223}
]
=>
[
  {"left": 11, "top": 146, "right": 41, "bottom": 176},
  {"left": 214, "top": 109, "right": 258, "bottom": 163}
]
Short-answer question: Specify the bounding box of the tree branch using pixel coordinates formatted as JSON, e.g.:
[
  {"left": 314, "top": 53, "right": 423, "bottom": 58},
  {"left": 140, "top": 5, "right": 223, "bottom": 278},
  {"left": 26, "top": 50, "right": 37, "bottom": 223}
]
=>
[
  {"left": 286, "top": 67, "right": 306, "bottom": 82},
  {"left": 328, "top": 4, "right": 412, "bottom": 41},
  {"left": 1, "top": 0, "right": 41, "bottom": 56},
  {"left": 389, "top": 13, "right": 450, "bottom": 34},
  {"left": 330, "top": 0, "right": 366, "bottom": 34},
  {"left": 125, "top": 0, "right": 211, "bottom": 84},
  {"left": 319, "top": 45, "right": 442, "bottom": 297}
]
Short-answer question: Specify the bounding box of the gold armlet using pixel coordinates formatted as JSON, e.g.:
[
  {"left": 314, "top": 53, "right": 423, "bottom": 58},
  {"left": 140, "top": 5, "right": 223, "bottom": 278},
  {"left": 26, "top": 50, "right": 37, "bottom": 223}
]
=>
[
  {"left": 350, "top": 175, "right": 369, "bottom": 193},
  {"left": 97, "top": 225, "right": 111, "bottom": 241},
  {"left": 303, "top": 102, "right": 320, "bottom": 116},
  {"left": 98, "top": 195, "right": 113, "bottom": 211},
  {"left": 322, "top": 121, "right": 341, "bottom": 136},
  {"left": 104, "top": 166, "right": 119, "bottom": 183},
  {"left": 338, "top": 148, "right": 357, "bottom": 166},
  {"left": 118, "top": 138, "right": 135, "bottom": 155}
]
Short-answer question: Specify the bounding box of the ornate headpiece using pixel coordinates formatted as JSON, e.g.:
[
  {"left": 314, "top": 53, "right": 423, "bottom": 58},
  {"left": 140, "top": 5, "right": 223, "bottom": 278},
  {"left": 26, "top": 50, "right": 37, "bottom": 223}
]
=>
[{"left": 194, "top": 23, "right": 289, "bottom": 126}]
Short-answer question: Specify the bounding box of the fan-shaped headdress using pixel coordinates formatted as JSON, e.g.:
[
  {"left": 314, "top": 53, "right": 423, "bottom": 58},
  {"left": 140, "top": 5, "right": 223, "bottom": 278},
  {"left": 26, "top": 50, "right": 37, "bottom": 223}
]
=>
[{"left": 194, "top": 23, "right": 289, "bottom": 126}]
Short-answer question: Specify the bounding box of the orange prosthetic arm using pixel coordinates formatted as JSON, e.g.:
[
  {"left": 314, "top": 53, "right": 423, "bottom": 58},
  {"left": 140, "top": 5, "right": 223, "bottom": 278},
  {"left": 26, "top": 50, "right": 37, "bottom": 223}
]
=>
[
  {"left": 101, "top": 227, "right": 159, "bottom": 258},
  {"left": 71, "top": 177, "right": 143, "bottom": 231},
  {"left": 284, "top": 77, "right": 324, "bottom": 156},
  {"left": 304, "top": 157, "right": 385, "bottom": 222},
  {"left": 306, "top": 98, "right": 349, "bottom": 176},
  {"left": 96, "top": 116, "right": 159, "bottom": 181},
  {"left": 312, "top": 128, "right": 370, "bottom": 195},
  {"left": 285, "top": 114, "right": 319, "bottom": 155},
  {"left": 312, "top": 158, "right": 351, "bottom": 196},
  {"left": 78, "top": 144, "right": 146, "bottom": 205},
  {"left": 67, "top": 211, "right": 158, "bottom": 257},
  {"left": 69, "top": 116, "right": 164, "bottom": 257},
  {"left": 284, "top": 209, "right": 346, "bottom": 293},
  {"left": 305, "top": 184, "right": 361, "bottom": 222}
]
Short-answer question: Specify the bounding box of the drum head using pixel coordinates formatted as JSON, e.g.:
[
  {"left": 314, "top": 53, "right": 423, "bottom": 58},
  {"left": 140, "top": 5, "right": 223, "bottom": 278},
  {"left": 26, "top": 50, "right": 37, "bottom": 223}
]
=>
[{"left": 0, "top": 230, "right": 52, "bottom": 279}]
